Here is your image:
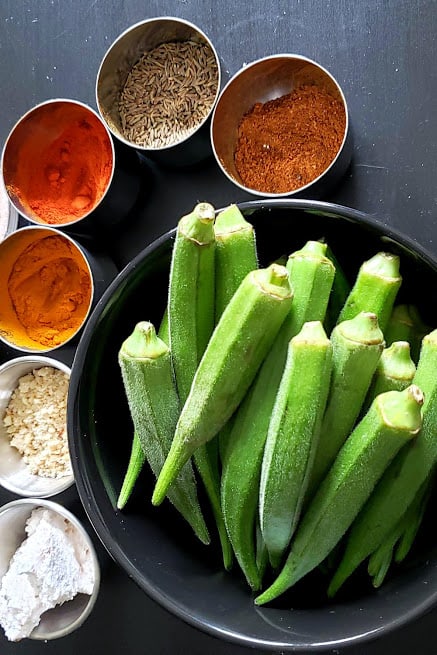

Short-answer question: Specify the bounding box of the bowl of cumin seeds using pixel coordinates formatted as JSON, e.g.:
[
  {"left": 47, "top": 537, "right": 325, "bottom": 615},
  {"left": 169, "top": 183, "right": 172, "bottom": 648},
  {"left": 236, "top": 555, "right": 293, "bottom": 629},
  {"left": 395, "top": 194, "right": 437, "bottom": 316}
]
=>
[{"left": 96, "top": 17, "right": 221, "bottom": 168}]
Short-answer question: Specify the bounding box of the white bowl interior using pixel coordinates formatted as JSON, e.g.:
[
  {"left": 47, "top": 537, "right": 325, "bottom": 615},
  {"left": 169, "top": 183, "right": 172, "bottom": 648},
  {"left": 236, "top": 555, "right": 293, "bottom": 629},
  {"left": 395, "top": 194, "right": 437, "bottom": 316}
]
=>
[
  {"left": 0, "top": 498, "right": 100, "bottom": 640},
  {"left": 0, "top": 357, "right": 74, "bottom": 497}
]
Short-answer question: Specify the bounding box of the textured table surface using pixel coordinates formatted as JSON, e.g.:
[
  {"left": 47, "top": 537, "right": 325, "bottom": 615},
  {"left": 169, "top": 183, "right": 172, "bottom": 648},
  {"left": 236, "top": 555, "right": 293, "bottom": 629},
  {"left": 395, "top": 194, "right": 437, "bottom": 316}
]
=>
[{"left": 1, "top": 1, "right": 437, "bottom": 653}]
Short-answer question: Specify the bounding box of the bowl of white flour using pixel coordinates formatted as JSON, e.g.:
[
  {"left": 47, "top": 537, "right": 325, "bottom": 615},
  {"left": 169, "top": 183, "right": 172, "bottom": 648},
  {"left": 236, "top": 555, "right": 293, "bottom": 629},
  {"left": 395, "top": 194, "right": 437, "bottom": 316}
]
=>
[{"left": 0, "top": 498, "right": 100, "bottom": 641}]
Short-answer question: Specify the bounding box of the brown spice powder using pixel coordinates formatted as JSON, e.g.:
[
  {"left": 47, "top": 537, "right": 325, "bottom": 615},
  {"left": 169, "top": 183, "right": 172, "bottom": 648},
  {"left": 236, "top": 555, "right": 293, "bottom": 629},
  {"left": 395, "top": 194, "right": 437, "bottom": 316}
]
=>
[{"left": 234, "top": 85, "right": 346, "bottom": 194}]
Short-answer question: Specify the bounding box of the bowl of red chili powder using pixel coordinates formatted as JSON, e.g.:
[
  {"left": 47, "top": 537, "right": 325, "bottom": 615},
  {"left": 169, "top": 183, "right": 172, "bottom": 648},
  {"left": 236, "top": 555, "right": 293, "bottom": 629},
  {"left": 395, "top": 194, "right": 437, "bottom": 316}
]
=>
[
  {"left": 211, "top": 54, "right": 351, "bottom": 197},
  {"left": 1, "top": 99, "right": 114, "bottom": 227}
]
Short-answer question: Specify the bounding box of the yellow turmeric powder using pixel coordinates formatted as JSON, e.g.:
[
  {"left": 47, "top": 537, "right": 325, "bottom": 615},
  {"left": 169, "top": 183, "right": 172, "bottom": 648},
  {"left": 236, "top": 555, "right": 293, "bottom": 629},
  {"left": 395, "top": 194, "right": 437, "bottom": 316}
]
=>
[{"left": 1, "top": 232, "right": 92, "bottom": 350}]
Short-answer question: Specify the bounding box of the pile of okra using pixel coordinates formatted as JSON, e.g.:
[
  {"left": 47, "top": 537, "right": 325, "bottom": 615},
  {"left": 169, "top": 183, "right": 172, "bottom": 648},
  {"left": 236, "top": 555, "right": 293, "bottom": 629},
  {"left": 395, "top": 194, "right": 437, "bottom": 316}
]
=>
[{"left": 117, "top": 202, "right": 437, "bottom": 605}]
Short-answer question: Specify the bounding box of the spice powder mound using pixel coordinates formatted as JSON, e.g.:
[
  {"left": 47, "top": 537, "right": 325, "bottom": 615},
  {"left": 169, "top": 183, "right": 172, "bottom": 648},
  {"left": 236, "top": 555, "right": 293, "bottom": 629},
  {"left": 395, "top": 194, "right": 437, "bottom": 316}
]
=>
[
  {"left": 234, "top": 85, "right": 346, "bottom": 194},
  {"left": 3, "top": 366, "right": 71, "bottom": 479},
  {"left": 118, "top": 40, "right": 219, "bottom": 148}
]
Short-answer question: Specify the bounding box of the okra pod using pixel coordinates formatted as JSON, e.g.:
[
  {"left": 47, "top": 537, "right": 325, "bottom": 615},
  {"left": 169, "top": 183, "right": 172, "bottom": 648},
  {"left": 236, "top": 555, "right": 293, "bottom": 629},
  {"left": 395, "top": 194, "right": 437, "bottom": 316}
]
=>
[
  {"left": 328, "top": 330, "right": 437, "bottom": 597},
  {"left": 367, "top": 473, "right": 433, "bottom": 588},
  {"left": 117, "top": 432, "right": 146, "bottom": 510},
  {"left": 307, "top": 312, "right": 385, "bottom": 499},
  {"left": 363, "top": 341, "right": 416, "bottom": 411},
  {"left": 255, "top": 385, "right": 423, "bottom": 605},
  {"left": 324, "top": 244, "right": 351, "bottom": 332},
  {"left": 214, "top": 204, "right": 258, "bottom": 320},
  {"left": 337, "top": 252, "right": 402, "bottom": 332},
  {"left": 169, "top": 201, "right": 216, "bottom": 400},
  {"left": 221, "top": 241, "right": 335, "bottom": 589},
  {"left": 259, "top": 321, "right": 333, "bottom": 568},
  {"left": 119, "top": 322, "right": 209, "bottom": 544},
  {"left": 167, "top": 202, "right": 233, "bottom": 569},
  {"left": 152, "top": 263, "right": 293, "bottom": 507},
  {"left": 385, "top": 304, "right": 429, "bottom": 362},
  {"left": 214, "top": 204, "right": 258, "bottom": 464}
]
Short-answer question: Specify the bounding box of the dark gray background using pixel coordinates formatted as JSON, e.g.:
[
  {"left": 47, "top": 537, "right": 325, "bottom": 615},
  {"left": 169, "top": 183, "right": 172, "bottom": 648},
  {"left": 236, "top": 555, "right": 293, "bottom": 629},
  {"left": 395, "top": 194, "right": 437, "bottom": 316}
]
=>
[{"left": 1, "top": 1, "right": 437, "bottom": 653}]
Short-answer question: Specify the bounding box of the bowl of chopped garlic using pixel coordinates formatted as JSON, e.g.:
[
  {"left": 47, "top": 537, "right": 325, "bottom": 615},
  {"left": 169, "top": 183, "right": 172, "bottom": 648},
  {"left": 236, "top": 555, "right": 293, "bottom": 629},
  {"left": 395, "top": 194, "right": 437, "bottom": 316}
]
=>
[
  {"left": 0, "top": 498, "right": 100, "bottom": 641},
  {"left": 95, "top": 16, "right": 221, "bottom": 168},
  {"left": 0, "top": 356, "right": 74, "bottom": 498}
]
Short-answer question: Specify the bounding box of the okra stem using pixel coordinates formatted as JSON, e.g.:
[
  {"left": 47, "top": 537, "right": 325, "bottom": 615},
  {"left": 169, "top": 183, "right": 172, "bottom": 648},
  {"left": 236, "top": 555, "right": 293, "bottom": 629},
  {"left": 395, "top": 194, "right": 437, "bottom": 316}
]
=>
[
  {"left": 152, "top": 264, "right": 293, "bottom": 508},
  {"left": 385, "top": 304, "right": 429, "bottom": 363},
  {"left": 337, "top": 252, "right": 402, "bottom": 332},
  {"left": 328, "top": 330, "right": 437, "bottom": 597},
  {"left": 259, "top": 321, "right": 332, "bottom": 568},
  {"left": 255, "top": 385, "right": 423, "bottom": 605},
  {"left": 363, "top": 341, "right": 415, "bottom": 412}
]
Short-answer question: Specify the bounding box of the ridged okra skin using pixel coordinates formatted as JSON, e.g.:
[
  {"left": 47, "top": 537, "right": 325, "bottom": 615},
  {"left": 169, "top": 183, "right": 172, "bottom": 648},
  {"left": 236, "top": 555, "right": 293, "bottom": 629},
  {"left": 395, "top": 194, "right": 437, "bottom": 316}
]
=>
[
  {"left": 221, "top": 241, "right": 335, "bottom": 589},
  {"left": 214, "top": 204, "right": 258, "bottom": 320},
  {"left": 255, "top": 385, "right": 423, "bottom": 605},
  {"left": 167, "top": 202, "right": 233, "bottom": 569},
  {"left": 213, "top": 204, "right": 258, "bottom": 465},
  {"left": 307, "top": 312, "right": 385, "bottom": 499},
  {"left": 118, "top": 322, "right": 209, "bottom": 545},
  {"left": 152, "top": 263, "right": 293, "bottom": 508},
  {"left": 337, "top": 251, "right": 402, "bottom": 332},
  {"left": 168, "top": 201, "right": 216, "bottom": 401},
  {"left": 328, "top": 329, "right": 437, "bottom": 597},
  {"left": 259, "top": 321, "right": 333, "bottom": 569}
]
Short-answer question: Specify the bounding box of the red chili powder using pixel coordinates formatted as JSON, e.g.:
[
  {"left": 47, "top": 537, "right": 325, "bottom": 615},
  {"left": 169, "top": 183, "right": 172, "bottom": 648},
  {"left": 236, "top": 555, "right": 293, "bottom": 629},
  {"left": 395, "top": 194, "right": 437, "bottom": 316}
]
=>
[
  {"left": 8, "top": 113, "right": 113, "bottom": 225},
  {"left": 234, "top": 85, "right": 346, "bottom": 194}
]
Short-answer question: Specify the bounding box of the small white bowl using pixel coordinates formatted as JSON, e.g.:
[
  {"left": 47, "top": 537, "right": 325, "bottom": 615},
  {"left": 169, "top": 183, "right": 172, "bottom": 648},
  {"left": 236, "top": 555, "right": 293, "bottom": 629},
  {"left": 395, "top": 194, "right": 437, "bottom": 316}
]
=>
[
  {"left": 0, "top": 356, "right": 74, "bottom": 497},
  {"left": 0, "top": 498, "right": 100, "bottom": 640}
]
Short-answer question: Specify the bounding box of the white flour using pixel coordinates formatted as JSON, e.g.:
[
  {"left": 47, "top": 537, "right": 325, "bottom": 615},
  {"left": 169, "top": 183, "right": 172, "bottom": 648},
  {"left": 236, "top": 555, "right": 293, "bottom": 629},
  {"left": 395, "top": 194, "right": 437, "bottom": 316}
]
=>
[{"left": 0, "top": 507, "right": 95, "bottom": 641}]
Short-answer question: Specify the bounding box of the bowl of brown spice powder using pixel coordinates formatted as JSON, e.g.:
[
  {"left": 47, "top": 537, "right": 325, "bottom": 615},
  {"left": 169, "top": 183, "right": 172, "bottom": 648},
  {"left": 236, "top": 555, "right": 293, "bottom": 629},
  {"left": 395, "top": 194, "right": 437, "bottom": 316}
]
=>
[
  {"left": 211, "top": 54, "right": 351, "bottom": 197},
  {"left": 96, "top": 17, "right": 221, "bottom": 168}
]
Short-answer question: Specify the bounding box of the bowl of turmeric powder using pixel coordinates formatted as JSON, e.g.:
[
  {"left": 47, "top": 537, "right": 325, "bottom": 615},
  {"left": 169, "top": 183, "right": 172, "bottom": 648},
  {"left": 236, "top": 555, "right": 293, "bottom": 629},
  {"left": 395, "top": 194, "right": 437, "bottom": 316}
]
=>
[
  {"left": 211, "top": 54, "right": 351, "bottom": 197},
  {"left": 0, "top": 226, "right": 94, "bottom": 353}
]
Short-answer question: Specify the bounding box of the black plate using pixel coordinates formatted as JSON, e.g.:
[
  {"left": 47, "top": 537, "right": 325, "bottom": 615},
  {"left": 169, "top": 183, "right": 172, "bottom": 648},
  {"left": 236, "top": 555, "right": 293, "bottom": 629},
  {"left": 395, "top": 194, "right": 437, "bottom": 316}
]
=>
[{"left": 67, "top": 199, "right": 437, "bottom": 651}]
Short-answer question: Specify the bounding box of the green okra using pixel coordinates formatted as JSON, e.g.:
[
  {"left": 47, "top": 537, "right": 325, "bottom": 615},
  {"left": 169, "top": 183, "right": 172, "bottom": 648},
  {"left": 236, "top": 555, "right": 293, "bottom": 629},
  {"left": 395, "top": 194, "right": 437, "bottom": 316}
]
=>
[
  {"left": 255, "top": 519, "right": 269, "bottom": 583},
  {"left": 259, "top": 321, "right": 333, "bottom": 569},
  {"left": 117, "top": 309, "right": 170, "bottom": 510},
  {"left": 221, "top": 241, "right": 335, "bottom": 590},
  {"left": 337, "top": 252, "right": 402, "bottom": 332},
  {"left": 157, "top": 307, "right": 169, "bottom": 345},
  {"left": 169, "top": 202, "right": 216, "bottom": 399},
  {"left": 117, "top": 432, "right": 146, "bottom": 510},
  {"left": 306, "top": 312, "right": 385, "bottom": 499},
  {"left": 367, "top": 473, "right": 433, "bottom": 588},
  {"left": 213, "top": 204, "right": 258, "bottom": 464},
  {"left": 167, "top": 202, "right": 233, "bottom": 570},
  {"left": 385, "top": 304, "right": 429, "bottom": 362},
  {"left": 328, "top": 329, "right": 437, "bottom": 597},
  {"left": 363, "top": 341, "right": 416, "bottom": 412},
  {"left": 118, "top": 321, "right": 209, "bottom": 544},
  {"left": 324, "top": 244, "right": 352, "bottom": 332},
  {"left": 214, "top": 204, "right": 258, "bottom": 320},
  {"left": 255, "top": 385, "right": 423, "bottom": 605},
  {"left": 152, "top": 263, "right": 293, "bottom": 509}
]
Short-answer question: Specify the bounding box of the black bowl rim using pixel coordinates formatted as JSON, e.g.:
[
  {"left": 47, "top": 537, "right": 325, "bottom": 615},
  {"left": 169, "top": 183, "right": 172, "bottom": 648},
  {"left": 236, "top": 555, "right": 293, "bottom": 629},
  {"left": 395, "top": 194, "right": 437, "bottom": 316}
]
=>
[{"left": 68, "top": 198, "right": 437, "bottom": 651}]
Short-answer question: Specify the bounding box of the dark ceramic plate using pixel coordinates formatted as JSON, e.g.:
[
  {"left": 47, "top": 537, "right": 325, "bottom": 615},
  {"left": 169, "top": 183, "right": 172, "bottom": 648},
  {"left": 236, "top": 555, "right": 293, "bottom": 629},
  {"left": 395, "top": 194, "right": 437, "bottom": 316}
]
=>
[{"left": 68, "top": 199, "right": 437, "bottom": 651}]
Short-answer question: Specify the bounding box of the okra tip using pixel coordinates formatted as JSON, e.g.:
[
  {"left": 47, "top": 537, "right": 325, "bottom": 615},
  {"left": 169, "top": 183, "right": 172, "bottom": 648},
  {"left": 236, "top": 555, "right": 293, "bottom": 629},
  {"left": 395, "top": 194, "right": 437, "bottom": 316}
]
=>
[
  {"left": 256, "top": 264, "right": 292, "bottom": 299},
  {"left": 214, "top": 204, "right": 252, "bottom": 234},
  {"left": 336, "top": 311, "right": 384, "bottom": 345},
  {"left": 378, "top": 384, "right": 423, "bottom": 434}
]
